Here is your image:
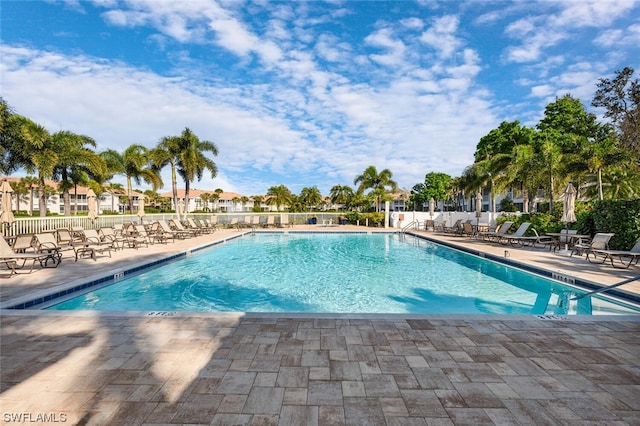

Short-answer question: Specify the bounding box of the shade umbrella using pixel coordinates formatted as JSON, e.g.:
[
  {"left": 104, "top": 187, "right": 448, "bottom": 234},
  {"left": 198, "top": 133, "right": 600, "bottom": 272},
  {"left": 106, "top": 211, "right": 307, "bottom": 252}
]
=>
[
  {"left": 0, "top": 180, "right": 15, "bottom": 226},
  {"left": 428, "top": 198, "right": 435, "bottom": 219},
  {"left": 86, "top": 188, "right": 98, "bottom": 221},
  {"left": 474, "top": 191, "right": 483, "bottom": 232},
  {"left": 137, "top": 195, "right": 146, "bottom": 222},
  {"left": 561, "top": 183, "right": 577, "bottom": 225}
]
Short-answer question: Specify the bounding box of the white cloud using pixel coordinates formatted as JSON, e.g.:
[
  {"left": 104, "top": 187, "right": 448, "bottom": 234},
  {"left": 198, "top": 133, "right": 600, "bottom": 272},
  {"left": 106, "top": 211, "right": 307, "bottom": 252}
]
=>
[{"left": 420, "top": 15, "right": 463, "bottom": 59}]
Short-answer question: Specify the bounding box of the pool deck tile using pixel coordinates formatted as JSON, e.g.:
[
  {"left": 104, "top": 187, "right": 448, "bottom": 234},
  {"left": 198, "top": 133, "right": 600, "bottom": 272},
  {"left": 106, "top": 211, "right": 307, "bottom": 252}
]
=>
[{"left": 1, "top": 225, "right": 640, "bottom": 424}]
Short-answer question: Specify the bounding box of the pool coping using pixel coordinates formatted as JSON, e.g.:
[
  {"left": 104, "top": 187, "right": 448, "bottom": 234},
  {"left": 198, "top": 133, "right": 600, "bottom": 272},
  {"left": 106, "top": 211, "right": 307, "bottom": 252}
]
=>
[
  {"left": 407, "top": 231, "right": 640, "bottom": 306},
  {"left": 2, "top": 229, "right": 639, "bottom": 314}
]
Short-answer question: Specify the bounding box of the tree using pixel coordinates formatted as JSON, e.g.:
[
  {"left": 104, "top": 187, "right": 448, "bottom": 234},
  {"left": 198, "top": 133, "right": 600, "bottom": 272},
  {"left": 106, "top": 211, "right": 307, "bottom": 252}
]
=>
[
  {"left": 534, "top": 95, "right": 598, "bottom": 210},
  {"left": 175, "top": 128, "right": 218, "bottom": 219},
  {"left": 10, "top": 180, "right": 28, "bottom": 214},
  {"left": 592, "top": 67, "right": 640, "bottom": 160},
  {"left": 102, "top": 146, "right": 162, "bottom": 214},
  {"left": 52, "top": 130, "right": 105, "bottom": 216},
  {"left": 329, "top": 185, "right": 354, "bottom": 211},
  {"left": 0, "top": 98, "right": 28, "bottom": 175},
  {"left": 21, "top": 175, "right": 38, "bottom": 216},
  {"left": 299, "top": 186, "right": 322, "bottom": 211},
  {"left": 411, "top": 172, "right": 452, "bottom": 211},
  {"left": 266, "top": 184, "right": 293, "bottom": 211},
  {"left": 353, "top": 166, "right": 397, "bottom": 212},
  {"left": 151, "top": 135, "right": 181, "bottom": 219},
  {"left": 12, "top": 116, "right": 57, "bottom": 216}
]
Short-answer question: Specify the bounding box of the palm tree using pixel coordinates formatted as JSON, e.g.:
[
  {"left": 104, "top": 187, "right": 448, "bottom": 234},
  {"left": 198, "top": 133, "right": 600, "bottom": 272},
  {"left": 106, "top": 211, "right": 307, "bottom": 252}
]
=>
[
  {"left": 175, "top": 128, "right": 218, "bottom": 219},
  {"left": 266, "top": 185, "right": 293, "bottom": 211},
  {"left": 150, "top": 135, "right": 181, "bottom": 219},
  {"left": 13, "top": 117, "right": 57, "bottom": 216},
  {"left": 105, "top": 182, "right": 124, "bottom": 213},
  {"left": 102, "top": 146, "right": 162, "bottom": 214},
  {"left": 329, "top": 185, "right": 354, "bottom": 211},
  {"left": 252, "top": 195, "right": 264, "bottom": 212},
  {"left": 353, "top": 166, "right": 397, "bottom": 212},
  {"left": 10, "top": 180, "right": 27, "bottom": 214},
  {"left": 299, "top": 186, "right": 322, "bottom": 211},
  {"left": 21, "top": 175, "right": 38, "bottom": 216},
  {"left": 52, "top": 130, "right": 105, "bottom": 216}
]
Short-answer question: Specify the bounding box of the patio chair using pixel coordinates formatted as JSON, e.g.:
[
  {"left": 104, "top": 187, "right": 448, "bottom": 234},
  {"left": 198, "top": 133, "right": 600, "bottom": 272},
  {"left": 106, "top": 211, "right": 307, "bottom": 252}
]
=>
[
  {"left": 33, "top": 232, "right": 64, "bottom": 267},
  {"left": 12, "top": 233, "right": 36, "bottom": 253},
  {"left": 0, "top": 235, "right": 50, "bottom": 275},
  {"left": 457, "top": 222, "right": 475, "bottom": 238},
  {"left": 571, "top": 232, "right": 615, "bottom": 259},
  {"left": 99, "top": 227, "right": 127, "bottom": 250},
  {"left": 158, "top": 220, "right": 186, "bottom": 240},
  {"left": 169, "top": 219, "right": 197, "bottom": 237},
  {"left": 480, "top": 221, "right": 513, "bottom": 242},
  {"left": 264, "top": 215, "right": 275, "bottom": 228},
  {"left": 191, "top": 218, "right": 214, "bottom": 234},
  {"left": 589, "top": 237, "right": 640, "bottom": 268},
  {"left": 208, "top": 216, "right": 219, "bottom": 230},
  {"left": 442, "top": 219, "right": 462, "bottom": 234},
  {"left": 518, "top": 228, "right": 559, "bottom": 251},
  {"left": 182, "top": 218, "right": 205, "bottom": 235},
  {"left": 499, "top": 222, "right": 531, "bottom": 245},
  {"left": 73, "top": 228, "right": 114, "bottom": 261},
  {"left": 281, "top": 214, "right": 293, "bottom": 228},
  {"left": 424, "top": 220, "right": 435, "bottom": 231},
  {"left": 148, "top": 221, "right": 172, "bottom": 244}
]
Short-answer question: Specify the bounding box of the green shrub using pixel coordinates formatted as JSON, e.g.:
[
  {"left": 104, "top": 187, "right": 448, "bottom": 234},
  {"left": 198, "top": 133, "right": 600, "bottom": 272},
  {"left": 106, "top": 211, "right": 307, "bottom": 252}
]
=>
[{"left": 591, "top": 199, "right": 640, "bottom": 250}]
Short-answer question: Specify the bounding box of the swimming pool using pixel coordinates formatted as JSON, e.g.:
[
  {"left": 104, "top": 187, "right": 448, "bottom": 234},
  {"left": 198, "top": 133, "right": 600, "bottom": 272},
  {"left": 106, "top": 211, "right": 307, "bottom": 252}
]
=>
[{"left": 47, "top": 233, "right": 640, "bottom": 315}]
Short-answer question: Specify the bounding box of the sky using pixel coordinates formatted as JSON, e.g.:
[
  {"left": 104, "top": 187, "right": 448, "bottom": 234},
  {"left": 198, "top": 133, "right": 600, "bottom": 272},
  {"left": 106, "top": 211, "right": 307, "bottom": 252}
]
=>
[{"left": 1, "top": 0, "right": 639, "bottom": 197}]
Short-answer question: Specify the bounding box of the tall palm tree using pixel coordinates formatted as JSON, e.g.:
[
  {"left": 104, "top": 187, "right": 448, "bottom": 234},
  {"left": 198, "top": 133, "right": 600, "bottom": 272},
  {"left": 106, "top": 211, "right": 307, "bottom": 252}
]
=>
[
  {"left": 329, "top": 185, "right": 354, "bottom": 211},
  {"left": 150, "top": 135, "right": 181, "bottom": 219},
  {"left": 175, "top": 128, "right": 218, "bottom": 218},
  {"left": 299, "top": 186, "right": 322, "bottom": 211},
  {"left": 21, "top": 175, "right": 38, "bottom": 216},
  {"left": 353, "top": 166, "right": 397, "bottom": 212},
  {"left": 13, "top": 117, "right": 57, "bottom": 216},
  {"left": 266, "top": 184, "right": 293, "bottom": 211},
  {"left": 10, "top": 180, "right": 27, "bottom": 214},
  {"left": 52, "top": 130, "right": 105, "bottom": 216},
  {"left": 102, "top": 146, "right": 162, "bottom": 214},
  {"left": 105, "top": 182, "right": 124, "bottom": 213}
]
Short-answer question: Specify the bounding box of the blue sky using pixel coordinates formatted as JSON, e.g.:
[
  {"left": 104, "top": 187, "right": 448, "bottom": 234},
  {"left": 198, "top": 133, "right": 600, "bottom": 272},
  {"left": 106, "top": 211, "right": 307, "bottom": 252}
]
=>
[{"left": 2, "top": 1, "right": 639, "bottom": 197}]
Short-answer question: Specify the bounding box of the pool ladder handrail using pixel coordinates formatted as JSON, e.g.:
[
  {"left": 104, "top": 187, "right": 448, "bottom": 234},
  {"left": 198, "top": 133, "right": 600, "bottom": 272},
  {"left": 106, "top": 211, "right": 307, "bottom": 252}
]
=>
[
  {"left": 401, "top": 220, "right": 420, "bottom": 233},
  {"left": 570, "top": 275, "right": 640, "bottom": 300}
]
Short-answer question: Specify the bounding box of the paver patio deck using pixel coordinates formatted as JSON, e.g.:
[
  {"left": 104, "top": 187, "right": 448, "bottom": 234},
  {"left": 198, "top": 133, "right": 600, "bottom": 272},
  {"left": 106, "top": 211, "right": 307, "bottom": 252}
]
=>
[{"left": 1, "top": 226, "right": 639, "bottom": 425}]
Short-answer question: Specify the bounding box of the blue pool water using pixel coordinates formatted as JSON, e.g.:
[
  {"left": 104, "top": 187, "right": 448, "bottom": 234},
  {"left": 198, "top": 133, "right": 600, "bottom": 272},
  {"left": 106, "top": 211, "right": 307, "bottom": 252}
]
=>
[{"left": 48, "top": 233, "right": 640, "bottom": 315}]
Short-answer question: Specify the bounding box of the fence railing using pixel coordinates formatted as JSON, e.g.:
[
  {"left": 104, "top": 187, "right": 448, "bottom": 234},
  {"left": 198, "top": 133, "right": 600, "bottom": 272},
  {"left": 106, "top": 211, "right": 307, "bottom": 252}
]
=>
[{"left": 0, "top": 212, "right": 354, "bottom": 237}]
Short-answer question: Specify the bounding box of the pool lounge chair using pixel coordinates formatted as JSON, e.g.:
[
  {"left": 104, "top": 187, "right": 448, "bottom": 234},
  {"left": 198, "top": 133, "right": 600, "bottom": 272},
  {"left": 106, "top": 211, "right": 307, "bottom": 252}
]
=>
[
  {"left": 515, "top": 228, "right": 559, "bottom": 250},
  {"left": 12, "top": 233, "right": 36, "bottom": 253},
  {"left": 498, "top": 222, "right": 531, "bottom": 245},
  {"left": 99, "top": 227, "right": 128, "bottom": 250},
  {"left": 73, "top": 229, "right": 114, "bottom": 261},
  {"left": 264, "top": 215, "right": 275, "bottom": 228},
  {"left": 0, "top": 235, "right": 51, "bottom": 275},
  {"left": 442, "top": 219, "right": 463, "bottom": 234},
  {"left": 589, "top": 238, "right": 640, "bottom": 268},
  {"left": 571, "top": 232, "right": 615, "bottom": 260},
  {"left": 33, "top": 232, "right": 64, "bottom": 267},
  {"left": 163, "top": 219, "right": 193, "bottom": 239},
  {"left": 149, "top": 221, "right": 173, "bottom": 244},
  {"left": 182, "top": 218, "right": 205, "bottom": 235},
  {"left": 481, "top": 221, "right": 513, "bottom": 242},
  {"left": 170, "top": 219, "right": 199, "bottom": 237}
]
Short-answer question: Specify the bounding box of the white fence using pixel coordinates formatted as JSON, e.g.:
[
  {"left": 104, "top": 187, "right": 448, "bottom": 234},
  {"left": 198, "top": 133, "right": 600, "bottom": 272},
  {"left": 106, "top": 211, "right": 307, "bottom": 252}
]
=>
[{"left": 392, "top": 211, "right": 501, "bottom": 230}]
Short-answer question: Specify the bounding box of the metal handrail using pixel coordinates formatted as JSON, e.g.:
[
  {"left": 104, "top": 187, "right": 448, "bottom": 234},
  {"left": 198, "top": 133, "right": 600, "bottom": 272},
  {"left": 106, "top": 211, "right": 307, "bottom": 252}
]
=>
[
  {"left": 401, "top": 220, "right": 419, "bottom": 233},
  {"left": 571, "top": 275, "right": 640, "bottom": 300}
]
